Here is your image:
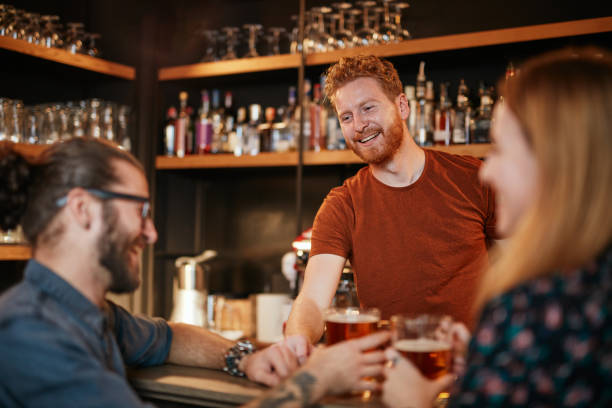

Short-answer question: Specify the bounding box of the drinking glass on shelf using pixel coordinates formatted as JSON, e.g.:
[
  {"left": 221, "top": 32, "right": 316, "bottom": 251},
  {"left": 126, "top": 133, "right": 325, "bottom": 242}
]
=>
[
  {"left": 243, "top": 24, "right": 262, "bottom": 58},
  {"left": 289, "top": 14, "right": 301, "bottom": 54},
  {"left": 64, "top": 22, "right": 85, "bottom": 54},
  {"left": 117, "top": 105, "right": 131, "bottom": 151},
  {"left": 8, "top": 100, "right": 24, "bottom": 143},
  {"left": 346, "top": 8, "right": 363, "bottom": 47},
  {"left": 87, "top": 99, "right": 102, "bottom": 139},
  {"left": 0, "top": 98, "right": 9, "bottom": 141},
  {"left": 9, "top": 9, "right": 26, "bottom": 40},
  {"left": 85, "top": 33, "right": 101, "bottom": 57},
  {"left": 332, "top": 2, "right": 355, "bottom": 49},
  {"left": 40, "top": 15, "right": 60, "bottom": 48},
  {"left": 0, "top": 5, "right": 17, "bottom": 37},
  {"left": 101, "top": 102, "right": 115, "bottom": 142},
  {"left": 355, "top": 1, "right": 379, "bottom": 47},
  {"left": 24, "top": 12, "right": 42, "bottom": 44},
  {"left": 40, "top": 104, "right": 59, "bottom": 144},
  {"left": 309, "top": 6, "right": 334, "bottom": 53},
  {"left": 70, "top": 102, "right": 85, "bottom": 138},
  {"left": 198, "top": 29, "right": 218, "bottom": 62},
  {"left": 379, "top": 0, "right": 398, "bottom": 43},
  {"left": 56, "top": 104, "right": 71, "bottom": 140},
  {"left": 24, "top": 106, "right": 40, "bottom": 144},
  {"left": 220, "top": 27, "right": 239, "bottom": 60},
  {"left": 392, "top": 2, "right": 411, "bottom": 40},
  {"left": 267, "top": 27, "right": 285, "bottom": 55}
]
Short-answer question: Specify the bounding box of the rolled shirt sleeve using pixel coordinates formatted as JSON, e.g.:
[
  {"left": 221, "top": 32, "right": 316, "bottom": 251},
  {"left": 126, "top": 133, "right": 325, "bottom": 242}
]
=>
[{"left": 107, "top": 300, "right": 173, "bottom": 367}]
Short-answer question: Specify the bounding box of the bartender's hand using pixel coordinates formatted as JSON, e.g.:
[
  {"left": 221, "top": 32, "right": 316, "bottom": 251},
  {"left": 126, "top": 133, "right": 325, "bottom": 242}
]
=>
[
  {"left": 280, "top": 334, "right": 313, "bottom": 365},
  {"left": 382, "top": 348, "right": 454, "bottom": 408},
  {"left": 301, "top": 330, "right": 390, "bottom": 396},
  {"left": 239, "top": 342, "right": 300, "bottom": 387}
]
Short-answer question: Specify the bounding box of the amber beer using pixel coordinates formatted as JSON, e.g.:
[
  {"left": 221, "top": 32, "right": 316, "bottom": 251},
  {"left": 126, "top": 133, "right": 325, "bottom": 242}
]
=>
[
  {"left": 324, "top": 308, "right": 380, "bottom": 345},
  {"left": 394, "top": 338, "right": 452, "bottom": 379}
]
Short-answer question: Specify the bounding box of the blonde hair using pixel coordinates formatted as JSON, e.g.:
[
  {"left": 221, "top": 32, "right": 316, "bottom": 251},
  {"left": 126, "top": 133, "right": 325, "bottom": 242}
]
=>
[{"left": 475, "top": 47, "right": 612, "bottom": 311}]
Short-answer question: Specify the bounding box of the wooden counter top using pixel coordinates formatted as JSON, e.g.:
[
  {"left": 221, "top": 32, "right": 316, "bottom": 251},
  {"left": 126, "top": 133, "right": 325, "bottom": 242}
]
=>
[{"left": 128, "top": 364, "right": 384, "bottom": 408}]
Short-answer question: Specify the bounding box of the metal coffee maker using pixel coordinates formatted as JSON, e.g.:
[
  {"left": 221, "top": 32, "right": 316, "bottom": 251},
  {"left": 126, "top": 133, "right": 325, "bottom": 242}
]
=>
[{"left": 170, "top": 250, "right": 217, "bottom": 327}]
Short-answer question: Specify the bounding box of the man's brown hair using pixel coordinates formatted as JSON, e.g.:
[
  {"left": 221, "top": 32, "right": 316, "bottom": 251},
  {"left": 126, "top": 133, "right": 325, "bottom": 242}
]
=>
[{"left": 324, "top": 55, "right": 403, "bottom": 108}]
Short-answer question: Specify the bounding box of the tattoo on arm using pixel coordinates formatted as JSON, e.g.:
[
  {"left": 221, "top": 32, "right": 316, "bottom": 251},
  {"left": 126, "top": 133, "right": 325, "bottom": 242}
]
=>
[{"left": 257, "top": 372, "right": 318, "bottom": 408}]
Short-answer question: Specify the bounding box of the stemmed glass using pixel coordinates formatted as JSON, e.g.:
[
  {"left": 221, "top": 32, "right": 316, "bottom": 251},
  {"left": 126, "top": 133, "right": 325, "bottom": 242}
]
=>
[
  {"left": 289, "top": 14, "right": 302, "bottom": 54},
  {"left": 9, "top": 9, "right": 26, "bottom": 40},
  {"left": 379, "top": 0, "right": 398, "bottom": 43},
  {"left": 220, "top": 27, "right": 240, "bottom": 60},
  {"left": 40, "top": 15, "right": 60, "bottom": 48},
  {"left": 243, "top": 24, "right": 262, "bottom": 58},
  {"left": 346, "top": 8, "right": 362, "bottom": 47},
  {"left": 85, "top": 33, "right": 101, "bottom": 56},
  {"left": 355, "top": 1, "right": 379, "bottom": 47},
  {"left": 311, "top": 6, "right": 334, "bottom": 52},
  {"left": 24, "top": 13, "right": 42, "bottom": 44},
  {"left": 392, "top": 2, "right": 411, "bottom": 40},
  {"left": 198, "top": 29, "right": 218, "bottom": 62},
  {"left": 0, "top": 5, "right": 17, "bottom": 37},
  {"left": 331, "top": 3, "right": 354, "bottom": 49},
  {"left": 267, "top": 27, "right": 286, "bottom": 55},
  {"left": 65, "top": 22, "right": 84, "bottom": 54}
]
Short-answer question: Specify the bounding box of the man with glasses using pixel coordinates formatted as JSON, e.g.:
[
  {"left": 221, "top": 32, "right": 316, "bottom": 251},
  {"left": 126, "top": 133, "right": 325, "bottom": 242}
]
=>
[{"left": 0, "top": 138, "right": 322, "bottom": 406}]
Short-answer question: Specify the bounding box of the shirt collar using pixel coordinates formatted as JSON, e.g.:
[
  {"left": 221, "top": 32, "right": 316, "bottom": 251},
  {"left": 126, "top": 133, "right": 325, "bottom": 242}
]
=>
[{"left": 24, "top": 259, "right": 107, "bottom": 335}]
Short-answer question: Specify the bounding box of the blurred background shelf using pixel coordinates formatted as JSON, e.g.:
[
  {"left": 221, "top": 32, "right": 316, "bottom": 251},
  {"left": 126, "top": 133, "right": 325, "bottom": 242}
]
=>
[
  {"left": 0, "top": 36, "right": 135, "bottom": 80},
  {"left": 0, "top": 245, "right": 31, "bottom": 261},
  {"left": 158, "top": 54, "right": 301, "bottom": 80},
  {"left": 155, "top": 144, "right": 491, "bottom": 169}
]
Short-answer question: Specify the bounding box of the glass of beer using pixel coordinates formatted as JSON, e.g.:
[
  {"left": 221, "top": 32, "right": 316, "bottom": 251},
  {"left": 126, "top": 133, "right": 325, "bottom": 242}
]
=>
[
  {"left": 390, "top": 314, "right": 452, "bottom": 380},
  {"left": 324, "top": 307, "right": 381, "bottom": 345}
]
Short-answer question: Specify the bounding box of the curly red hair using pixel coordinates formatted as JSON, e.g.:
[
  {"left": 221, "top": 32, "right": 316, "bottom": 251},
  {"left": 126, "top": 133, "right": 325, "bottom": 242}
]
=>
[{"left": 324, "top": 55, "right": 403, "bottom": 107}]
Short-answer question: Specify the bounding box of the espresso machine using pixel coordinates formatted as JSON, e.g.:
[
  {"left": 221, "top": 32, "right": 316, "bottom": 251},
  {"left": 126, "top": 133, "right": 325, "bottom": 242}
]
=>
[{"left": 170, "top": 250, "right": 217, "bottom": 327}]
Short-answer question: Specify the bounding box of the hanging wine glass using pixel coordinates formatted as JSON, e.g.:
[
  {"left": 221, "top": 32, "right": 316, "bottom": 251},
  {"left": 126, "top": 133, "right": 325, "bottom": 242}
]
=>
[
  {"left": 220, "top": 27, "right": 239, "bottom": 60},
  {"left": 379, "top": 0, "right": 398, "bottom": 43},
  {"left": 331, "top": 3, "right": 354, "bottom": 49},
  {"left": 392, "top": 2, "right": 411, "bottom": 40},
  {"left": 243, "top": 24, "right": 263, "bottom": 58},
  {"left": 355, "top": 1, "right": 378, "bottom": 47}
]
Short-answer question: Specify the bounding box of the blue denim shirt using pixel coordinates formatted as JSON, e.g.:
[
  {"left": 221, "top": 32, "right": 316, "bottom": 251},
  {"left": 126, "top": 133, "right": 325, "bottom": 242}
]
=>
[{"left": 0, "top": 260, "right": 173, "bottom": 407}]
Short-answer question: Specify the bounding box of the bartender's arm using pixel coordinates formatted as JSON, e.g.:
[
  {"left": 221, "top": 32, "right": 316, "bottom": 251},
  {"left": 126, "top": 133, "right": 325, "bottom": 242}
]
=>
[{"left": 284, "top": 254, "right": 346, "bottom": 344}]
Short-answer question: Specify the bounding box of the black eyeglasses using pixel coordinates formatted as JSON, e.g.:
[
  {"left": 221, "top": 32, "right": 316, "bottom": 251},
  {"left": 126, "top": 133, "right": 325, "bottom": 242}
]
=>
[{"left": 56, "top": 188, "right": 151, "bottom": 220}]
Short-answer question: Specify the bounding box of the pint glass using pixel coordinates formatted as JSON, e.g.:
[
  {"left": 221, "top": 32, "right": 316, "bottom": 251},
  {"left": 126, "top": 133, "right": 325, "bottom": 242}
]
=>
[
  {"left": 324, "top": 307, "right": 380, "bottom": 345},
  {"left": 390, "top": 314, "right": 452, "bottom": 380}
]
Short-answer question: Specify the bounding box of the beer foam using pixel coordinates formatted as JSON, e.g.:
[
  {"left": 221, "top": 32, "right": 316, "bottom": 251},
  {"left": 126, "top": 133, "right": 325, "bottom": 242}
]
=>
[
  {"left": 325, "top": 313, "right": 379, "bottom": 324},
  {"left": 394, "top": 338, "right": 451, "bottom": 352}
]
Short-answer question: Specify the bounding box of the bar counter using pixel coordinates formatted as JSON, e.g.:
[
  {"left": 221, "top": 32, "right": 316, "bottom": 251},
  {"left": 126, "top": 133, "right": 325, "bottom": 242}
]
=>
[{"left": 128, "top": 364, "right": 384, "bottom": 408}]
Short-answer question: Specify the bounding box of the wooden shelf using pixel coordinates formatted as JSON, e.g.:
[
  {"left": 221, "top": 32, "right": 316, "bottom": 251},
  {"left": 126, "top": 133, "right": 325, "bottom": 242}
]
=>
[
  {"left": 156, "top": 144, "right": 490, "bottom": 169},
  {"left": 0, "top": 36, "right": 135, "bottom": 80},
  {"left": 158, "top": 54, "right": 301, "bottom": 81},
  {"left": 307, "top": 17, "right": 612, "bottom": 66},
  {"left": 6, "top": 143, "right": 48, "bottom": 162},
  {"left": 0, "top": 245, "right": 31, "bottom": 261},
  {"left": 156, "top": 17, "right": 612, "bottom": 79}
]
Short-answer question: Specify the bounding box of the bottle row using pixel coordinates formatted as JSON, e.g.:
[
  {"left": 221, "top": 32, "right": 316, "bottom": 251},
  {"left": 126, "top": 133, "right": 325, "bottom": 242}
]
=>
[
  {"left": 0, "top": 98, "right": 132, "bottom": 151},
  {"left": 162, "top": 59, "right": 504, "bottom": 157},
  {"left": 0, "top": 3, "right": 102, "bottom": 56}
]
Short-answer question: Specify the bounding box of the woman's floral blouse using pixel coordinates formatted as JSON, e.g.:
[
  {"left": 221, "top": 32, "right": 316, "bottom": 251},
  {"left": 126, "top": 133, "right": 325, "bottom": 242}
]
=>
[{"left": 451, "top": 247, "right": 611, "bottom": 407}]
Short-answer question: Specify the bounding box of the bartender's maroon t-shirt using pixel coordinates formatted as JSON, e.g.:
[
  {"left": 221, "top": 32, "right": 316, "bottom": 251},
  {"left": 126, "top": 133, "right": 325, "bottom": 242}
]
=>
[{"left": 310, "top": 150, "right": 496, "bottom": 328}]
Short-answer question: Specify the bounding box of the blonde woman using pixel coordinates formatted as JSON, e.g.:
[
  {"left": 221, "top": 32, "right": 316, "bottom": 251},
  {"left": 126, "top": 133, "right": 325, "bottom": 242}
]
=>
[{"left": 382, "top": 47, "right": 612, "bottom": 407}]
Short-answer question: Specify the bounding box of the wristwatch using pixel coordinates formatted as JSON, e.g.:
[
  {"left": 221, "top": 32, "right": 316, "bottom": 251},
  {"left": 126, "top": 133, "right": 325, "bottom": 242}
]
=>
[{"left": 223, "top": 340, "right": 256, "bottom": 377}]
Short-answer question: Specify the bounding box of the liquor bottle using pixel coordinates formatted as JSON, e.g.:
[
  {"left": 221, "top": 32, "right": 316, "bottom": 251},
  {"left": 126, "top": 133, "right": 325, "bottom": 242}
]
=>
[
  {"left": 246, "top": 104, "right": 262, "bottom": 155},
  {"left": 415, "top": 61, "right": 428, "bottom": 146},
  {"left": 433, "top": 82, "right": 451, "bottom": 145},
  {"left": 310, "top": 83, "right": 323, "bottom": 152},
  {"left": 175, "top": 91, "right": 189, "bottom": 157},
  {"left": 195, "top": 90, "right": 213, "bottom": 154},
  {"left": 233, "top": 106, "right": 248, "bottom": 156},
  {"left": 284, "top": 86, "right": 298, "bottom": 151},
  {"left": 210, "top": 89, "right": 223, "bottom": 153},
  {"left": 452, "top": 79, "right": 471, "bottom": 144},
  {"left": 423, "top": 80, "right": 435, "bottom": 146},
  {"left": 222, "top": 91, "right": 235, "bottom": 153},
  {"left": 302, "top": 79, "right": 312, "bottom": 151},
  {"left": 259, "top": 106, "right": 275, "bottom": 152},
  {"left": 405, "top": 85, "right": 417, "bottom": 139},
  {"left": 164, "top": 106, "right": 177, "bottom": 156},
  {"left": 117, "top": 105, "right": 131, "bottom": 152},
  {"left": 471, "top": 82, "right": 493, "bottom": 143}
]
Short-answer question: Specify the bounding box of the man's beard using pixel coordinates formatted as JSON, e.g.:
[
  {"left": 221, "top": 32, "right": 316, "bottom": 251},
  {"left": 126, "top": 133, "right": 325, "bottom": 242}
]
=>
[
  {"left": 97, "top": 203, "right": 141, "bottom": 294},
  {"left": 352, "top": 114, "right": 404, "bottom": 165}
]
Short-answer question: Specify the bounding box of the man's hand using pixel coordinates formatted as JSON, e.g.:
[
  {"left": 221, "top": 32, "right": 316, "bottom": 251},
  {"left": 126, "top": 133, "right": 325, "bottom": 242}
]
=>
[
  {"left": 382, "top": 348, "right": 454, "bottom": 408},
  {"left": 301, "top": 330, "right": 391, "bottom": 396},
  {"left": 239, "top": 341, "right": 300, "bottom": 387},
  {"left": 280, "top": 334, "right": 313, "bottom": 365}
]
